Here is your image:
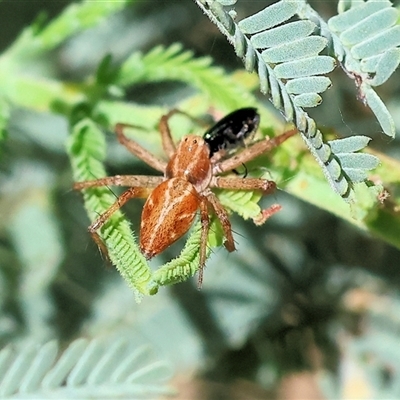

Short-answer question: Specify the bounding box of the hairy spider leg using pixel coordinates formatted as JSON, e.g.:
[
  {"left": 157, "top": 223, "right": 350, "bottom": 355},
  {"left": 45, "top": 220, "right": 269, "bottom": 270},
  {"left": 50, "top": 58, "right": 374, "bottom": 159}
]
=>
[
  {"left": 192, "top": 189, "right": 235, "bottom": 289},
  {"left": 115, "top": 123, "right": 167, "bottom": 173},
  {"left": 198, "top": 197, "right": 211, "bottom": 288},
  {"left": 73, "top": 175, "right": 164, "bottom": 190},
  {"left": 214, "top": 128, "right": 297, "bottom": 174},
  {"left": 158, "top": 110, "right": 181, "bottom": 158},
  {"left": 205, "top": 190, "right": 235, "bottom": 251},
  {"left": 159, "top": 109, "right": 211, "bottom": 159},
  {"left": 87, "top": 186, "right": 152, "bottom": 260},
  {"left": 211, "top": 177, "right": 277, "bottom": 193},
  {"left": 253, "top": 203, "right": 283, "bottom": 225},
  {"left": 211, "top": 175, "right": 281, "bottom": 226}
]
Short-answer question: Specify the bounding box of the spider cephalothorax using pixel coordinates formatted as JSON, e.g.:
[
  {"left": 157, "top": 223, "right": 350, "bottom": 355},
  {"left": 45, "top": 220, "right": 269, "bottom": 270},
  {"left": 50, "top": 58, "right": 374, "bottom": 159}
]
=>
[{"left": 74, "top": 108, "right": 296, "bottom": 286}]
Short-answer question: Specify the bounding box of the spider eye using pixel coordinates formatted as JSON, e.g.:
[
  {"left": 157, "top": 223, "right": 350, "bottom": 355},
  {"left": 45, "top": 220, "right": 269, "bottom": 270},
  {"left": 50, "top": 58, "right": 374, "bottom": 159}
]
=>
[{"left": 193, "top": 139, "right": 197, "bottom": 144}]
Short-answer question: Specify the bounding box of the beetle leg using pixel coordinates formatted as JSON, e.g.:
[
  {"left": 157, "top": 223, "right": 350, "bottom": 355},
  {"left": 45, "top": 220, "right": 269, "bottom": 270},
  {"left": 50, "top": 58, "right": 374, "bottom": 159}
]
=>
[{"left": 213, "top": 128, "right": 297, "bottom": 174}]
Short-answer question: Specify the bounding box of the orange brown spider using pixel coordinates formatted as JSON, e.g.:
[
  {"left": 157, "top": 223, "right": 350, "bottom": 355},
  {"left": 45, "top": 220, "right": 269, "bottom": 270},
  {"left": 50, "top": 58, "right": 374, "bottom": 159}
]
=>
[{"left": 74, "top": 109, "right": 297, "bottom": 287}]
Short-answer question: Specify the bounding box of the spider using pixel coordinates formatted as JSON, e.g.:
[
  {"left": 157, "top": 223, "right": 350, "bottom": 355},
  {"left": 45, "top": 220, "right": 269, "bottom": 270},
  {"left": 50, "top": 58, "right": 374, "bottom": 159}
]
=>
[{"left": 74, "top": 108, "right": 297, "bottom": 287}]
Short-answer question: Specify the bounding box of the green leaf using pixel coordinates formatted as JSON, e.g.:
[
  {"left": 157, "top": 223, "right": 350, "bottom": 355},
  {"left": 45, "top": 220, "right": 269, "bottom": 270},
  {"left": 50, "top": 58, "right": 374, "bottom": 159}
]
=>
[
  {"left": 35, "top": 0, "right": 133, "bottom": 51},
  {"left": 217, "top": 189, "right": 262, "bottom": 221},
  {"left": 117, "top": 43, "right": 254, "bottom": 110},
  {"left": 152, "top": 222, "right": 205, "bottom": 286},
  {"left": 66, "top": 118, "right": 156, "bottom": 298},
  {"left": 95, "top": 54, "right": 120, "bottom": 87},
  {"left": 0, "top": 97, "right": 9, "bottom": 142}
]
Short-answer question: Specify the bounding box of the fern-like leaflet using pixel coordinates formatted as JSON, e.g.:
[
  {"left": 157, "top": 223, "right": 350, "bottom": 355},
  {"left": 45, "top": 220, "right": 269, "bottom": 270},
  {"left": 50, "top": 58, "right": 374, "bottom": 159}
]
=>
[
  {"left": 67, "top": 118, "right": 158, "bottom": 298},
  {"left": 0, "top": 338, "right": 173, "bottom": 398},
  {"left": 116, "top": 43, "right": 254, "bottom": 110},
  {"left": 193, "top": 0, "right": 400, "bottom": 200}
]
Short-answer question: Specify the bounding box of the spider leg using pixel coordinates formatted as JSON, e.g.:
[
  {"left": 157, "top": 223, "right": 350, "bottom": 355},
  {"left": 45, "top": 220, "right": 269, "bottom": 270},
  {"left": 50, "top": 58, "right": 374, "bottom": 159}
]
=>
[
  {"left": 212, "top": 177, "right": 282, "bottom": 225},
  {"left": 88, "top": 187, "right": 151, "bottom": 260},
  {"left": 197, "top": 197, "right": 210, "bottom": 289},
  {"left": 159, "top": 109, "right": 209, "bottom": 158},
  {"left": 205, "top": 190, "right": 235, "bottom": 253},
  {"left": 115, "top": 123, "right": 167, "bottom": 172},
  {"left": 214, "top": 128, "right": 297, "bottom": 174},
  {"left": 253, "top": 203, "right": 282, "bottom": 226},
  {"left": 211, "top": 177, "right": 276, "bottom": 194},
  {"left": 74, "top": 175, "right": 164, "bottom": 190},
  {"left": 159, "top": 110, "right": 181, "bottom": 158}
]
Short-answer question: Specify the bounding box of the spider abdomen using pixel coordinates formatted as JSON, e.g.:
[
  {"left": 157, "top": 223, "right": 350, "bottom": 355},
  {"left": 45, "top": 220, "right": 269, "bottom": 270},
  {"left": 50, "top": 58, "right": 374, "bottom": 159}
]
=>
[{"left": 140, "top": 177, "right": 200, "bottom": 259}]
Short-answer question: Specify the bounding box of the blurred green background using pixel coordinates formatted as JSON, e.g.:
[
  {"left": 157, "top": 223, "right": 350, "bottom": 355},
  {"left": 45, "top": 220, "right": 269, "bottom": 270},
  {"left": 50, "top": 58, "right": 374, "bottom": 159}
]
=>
[{"left": 1, "top": 1, "right": 400, "bottom": 399}]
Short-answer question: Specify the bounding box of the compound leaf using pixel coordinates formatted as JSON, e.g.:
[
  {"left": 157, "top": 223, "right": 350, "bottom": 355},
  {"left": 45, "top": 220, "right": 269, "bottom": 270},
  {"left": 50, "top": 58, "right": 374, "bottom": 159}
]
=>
[
  {"left": 116, "top": 43, "right": 253, "bottom": 110},
  {"left": 192, "top": 0, "right": 398, "bottom": 200},
  {"left": 0, "top": 339, "right": 173, "bottom": 399},
  {"left": 328, "top": 0, "right": 400, "bottom": 137}
]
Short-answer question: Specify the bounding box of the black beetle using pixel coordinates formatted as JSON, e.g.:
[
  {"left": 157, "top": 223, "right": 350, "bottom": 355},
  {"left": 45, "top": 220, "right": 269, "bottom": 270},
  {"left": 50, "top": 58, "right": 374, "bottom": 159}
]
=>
[{"left": 203, "top": 107, "right": 260, "bottom": 157}]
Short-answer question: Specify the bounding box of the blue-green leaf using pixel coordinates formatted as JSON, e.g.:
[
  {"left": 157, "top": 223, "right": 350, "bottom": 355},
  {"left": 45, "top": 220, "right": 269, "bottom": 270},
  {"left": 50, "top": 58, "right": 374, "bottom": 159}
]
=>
[
  {"left": 328, "top": 0, "right": 399, "bottom": 136},
  {"left": 274, "top": 56, "right": 336, "bottom": 79},
  {"left": 193, "top": 0, "right": 389, "bottom": 200},
  {"left": 251, "top": 20, "right": 316, "bottom": 49},
  {"left": 286, "top": 76, "right": 332, "bottom": 95},
  {"left": 329, "top": 136, "right": 371, "bottom": 153},
  {"left": 351, "top": 25, "right": 400, "bottom": 60},
  {"left": 339, "top": 7, "right": 398, "bottom": 46},
  {"left": 361, "top": 83, "right": 396, "bottom": 137},
  {"left": 238, "top": 1, "right": 298, "bottom": 34},
  {"left": 364, "top": 48, "right": 400, "bottom": 86},
  {"left": 328, "top": 135, "right": 380, "bottom": 183},
  {"left": 329, "top": 0, "right": 392, "bottom": 32},
  {"left": 293, "top": 93, "right": 322, "bottom": 108},
  {"left": 261, "top": 36, "right": 327, "bottom": 63},
  {"left": 0, "top": 339, "right": 173, "bottom": 398}
]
